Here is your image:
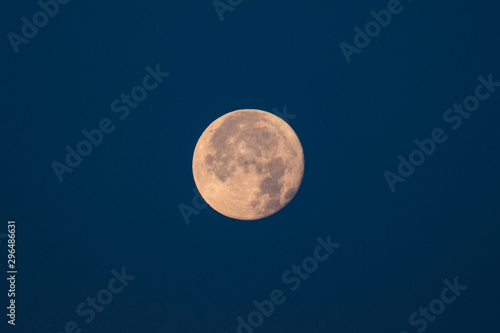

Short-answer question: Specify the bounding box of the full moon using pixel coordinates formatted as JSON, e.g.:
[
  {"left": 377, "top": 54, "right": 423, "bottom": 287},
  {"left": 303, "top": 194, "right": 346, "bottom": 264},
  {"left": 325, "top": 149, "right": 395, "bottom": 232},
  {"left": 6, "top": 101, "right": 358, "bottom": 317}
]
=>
[{"left": 192, "top": 109, "right": 304, "bottom": 220}]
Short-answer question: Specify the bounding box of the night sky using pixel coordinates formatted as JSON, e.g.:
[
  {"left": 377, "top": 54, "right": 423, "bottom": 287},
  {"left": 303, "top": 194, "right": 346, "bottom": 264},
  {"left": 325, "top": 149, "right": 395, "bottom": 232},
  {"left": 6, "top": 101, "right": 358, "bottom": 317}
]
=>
[{"left": 1, "top": 1, "right": 500, "bottom": 332}]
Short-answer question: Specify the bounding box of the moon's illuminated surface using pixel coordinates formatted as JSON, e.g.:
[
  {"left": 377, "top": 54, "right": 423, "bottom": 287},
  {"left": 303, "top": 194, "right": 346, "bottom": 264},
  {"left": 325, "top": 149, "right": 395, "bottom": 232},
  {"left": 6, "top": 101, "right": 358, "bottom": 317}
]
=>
[{"left": 192, "top": 109, "right": 304, "bottom": 220}]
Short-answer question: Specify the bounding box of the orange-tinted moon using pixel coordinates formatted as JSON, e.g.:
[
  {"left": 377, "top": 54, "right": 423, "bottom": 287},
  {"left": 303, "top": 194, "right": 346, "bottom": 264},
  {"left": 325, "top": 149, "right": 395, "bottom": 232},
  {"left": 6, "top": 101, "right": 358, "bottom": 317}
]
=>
[{"left": 192, "top": 109, "right": 304, "bottom": 220}]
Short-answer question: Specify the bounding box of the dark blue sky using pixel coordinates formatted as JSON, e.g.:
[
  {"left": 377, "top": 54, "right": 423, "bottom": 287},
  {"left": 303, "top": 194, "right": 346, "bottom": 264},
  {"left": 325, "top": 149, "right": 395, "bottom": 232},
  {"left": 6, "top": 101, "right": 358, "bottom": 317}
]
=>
[{"left": 1, "top": 1, "right": 500, "bottom": 332}]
